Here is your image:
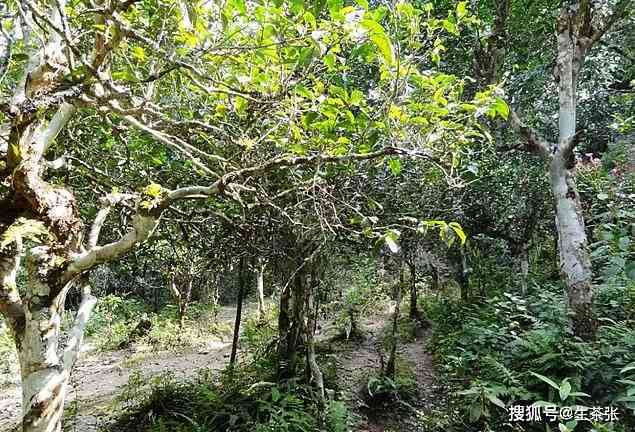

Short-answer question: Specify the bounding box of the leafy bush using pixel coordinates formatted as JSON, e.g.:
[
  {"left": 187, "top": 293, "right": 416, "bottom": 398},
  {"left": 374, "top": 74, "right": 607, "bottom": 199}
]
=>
[
  {"left": 324, "top": 401, "right": 351, "bottom": 432},
  {"left": 86, "top": 294, "right": 148, "bottom": 350},
  {"left": 85, "top": 295, "right": 229, "bottom": 351},
  {"left": 424, "top": 287, "right": 635, "bottom": 431},
  {"left": 365, "top": 357, "right": 417, "bottom": 406},
  {"left": 110, "top": 359, "right": 348, "bottom": 432}
]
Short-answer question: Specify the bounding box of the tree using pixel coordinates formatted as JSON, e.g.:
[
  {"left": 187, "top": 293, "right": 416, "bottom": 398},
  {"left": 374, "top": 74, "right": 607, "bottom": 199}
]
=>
[
  {"left": 0, "top": 1, "right": 499, "bottom": 430},
  {"left": 508, "top": 0, "right": 633, "bottom": 339}
]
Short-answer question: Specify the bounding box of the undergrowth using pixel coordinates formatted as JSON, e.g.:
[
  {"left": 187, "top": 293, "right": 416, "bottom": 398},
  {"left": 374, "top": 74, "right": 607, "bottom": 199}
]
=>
[
  {"left": 422, "top": 286, "right": 635, "bottom": 432},
  {"left": 110, "top": 359, "right": 351, "bottom": 432}
]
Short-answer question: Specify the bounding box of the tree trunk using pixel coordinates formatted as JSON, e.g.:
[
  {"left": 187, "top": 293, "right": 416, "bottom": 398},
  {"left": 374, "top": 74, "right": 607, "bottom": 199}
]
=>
[
  {"left": 430, "top": 265, "right": 439, "bottom": 292},
  {"left": 305, "top": 261, "right": 325, "bottom": 409},
  {"left": 17, "top": 270, "right": 96, "bottom": 432},
  {"left": 408, "top": 262, "right": 420, "bottom": 321},
  {"left": 386, "top": 265, "right": 403, "bottom": 379},
  {"left": 550, "top": 155, "right": 594, "bottom": 338},
  {"left": 458, "top": 250, "right": 470, "bottom": 302},
  {"left": 256, "top": 257, "right": 266, "bottom": 321},
  {"left": 19, "top": 308, "right": 67, "bottom": 432},
  {"left": 511, "top": 243, "right": 530, "bottom": 295},
  {"left": 277, "top": 268, "right": 294, "bottom": 381},
  {"left": 230, "top": 256, "right": 247, "bottom": 367},
  {"left": 289, "top": 263, "right": 305, "bottom": 376},
  {"left": 551, "top": 8, "right": 595, "bottom": 339}
]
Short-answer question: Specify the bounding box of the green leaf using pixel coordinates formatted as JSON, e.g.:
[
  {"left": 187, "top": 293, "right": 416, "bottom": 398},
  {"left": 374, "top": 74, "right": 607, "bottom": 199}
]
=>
[
  {"left": 324, "top": 52, "right": 336, "bottom": 69},
  {"left": 361, "top": 19, "right": 395, "bottom": 65},
  {"left": 442, "top": 19, "right": 458, "bottom": 35},
  {"left": 1, "top": 218, "right": 50, "bottom": 249},
  {"left": 131, "top": 46, "right": 146, "bottom": 61},
  {"left": 530, "top": 372, "right": 560, "bottom": 391},
  {"left": 486, "top": 393, "right": 506, "bottom": 409},
  {"left": 616, "top": 396, "right": 635, "bottom": 402},
  {"left": 456, "top": 1, "right": 468, "bottom": 19},
  {"left": 144, "top": 183, "right": 164, "bottom": 198},
  {"left": 327, "top": 0, "right": 343, "bottom": 17},
  {"left": 388, "top": 158, "right": 402, "bottom": 175},
  {"left": 559, "top": 379, "right": 571, "bottom": 401},
  {"left": 449, "top": 222, "right": 467, "bottom": 245},
  {"left": 350, "top": 90, "right": 364, "bottom": 106},
  {"left": 491, "top": 97, "right": 509, "bottom": 119},
  {"left": 621, "top": 363, "right": 635, "bottom": 374},
  {"left": 384, "top": 230, "right": 401, "bottom": 253},
  {"left": 271, "top": 387, "right": 281, "bottom": 402}
]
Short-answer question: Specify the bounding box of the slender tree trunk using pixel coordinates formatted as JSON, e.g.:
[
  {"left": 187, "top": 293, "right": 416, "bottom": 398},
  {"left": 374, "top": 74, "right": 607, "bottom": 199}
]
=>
[
  {"left": 550, "top": 156, "right": 594, "bottom": 338},
  {"left": 458, "top": 250, "right": 470, "bottom": 302},
  {"left": 430, "top": 265, "right": 439, "bottom": 292},
  {"left": 305, "top": 261, "right": 325, "bottom": 409},
  {"left": 277, "top": 266, "right": 293, "bottom": 381},
  {"left": 256, "top": 257, "right": 266, "bottom": 321},
  {"left": 386, "top": 265, "right": 403, "bottom": 379},
  {"left": 230, "top": 256, "right": 247, "bottom": 367},
  {"left": 17, "top": 269, "right": 96, "bottom": 432},
  {"left": 289, "top": 264, "right": 305, "bottom": 376},
  {"left": 408, "top": 262, "right": 419, "bottom": 321},
  {"left": 511, "top": 243, "right": 530, "bottom": 295}
]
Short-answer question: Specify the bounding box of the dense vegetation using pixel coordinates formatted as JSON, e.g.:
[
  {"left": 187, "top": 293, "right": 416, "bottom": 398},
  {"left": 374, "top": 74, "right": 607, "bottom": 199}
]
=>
[{"left": 0, "top": 0, "right": 633, "bottom": 432}]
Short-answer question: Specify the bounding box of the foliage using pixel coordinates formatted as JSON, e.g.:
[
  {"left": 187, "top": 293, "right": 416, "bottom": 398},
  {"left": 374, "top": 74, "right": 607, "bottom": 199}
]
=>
[
  {"left": 111, "top": 360, "right": 350, "bottom": 432},
  {"left": 424, "top": 286, "right": 635, "bottom": 430},
  {"left": 365, "top": 356, "right": 417, "bottom": 406},
  {"left": 0, "top": 322, "right": 17, "bottom": 384},
  {"left": 242, "top": 306, "right": 279, "bottom": 373},
  {"left": 85, "top": 295, "right": 228, "bottom": 351}
]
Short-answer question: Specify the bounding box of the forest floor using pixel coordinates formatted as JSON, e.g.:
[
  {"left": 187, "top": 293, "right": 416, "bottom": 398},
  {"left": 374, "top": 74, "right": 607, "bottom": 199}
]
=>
[
  {"left": 321, "top": 311, "right": 447, "bottom": 432},
  {"left": 0, "top": 306, "right": 240, "bottom": 432},
  {"left": 0, "top": 304, "right": 445, "bottom": 432}
]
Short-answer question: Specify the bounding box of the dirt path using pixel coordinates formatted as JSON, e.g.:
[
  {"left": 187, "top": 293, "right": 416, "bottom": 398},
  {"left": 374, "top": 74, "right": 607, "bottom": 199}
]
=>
[
  {"left": 326, "top": 312, "right": 446, "bottom": 432},
  {"left": 0, "top": 305, "right": 242, "bottom": 432}
]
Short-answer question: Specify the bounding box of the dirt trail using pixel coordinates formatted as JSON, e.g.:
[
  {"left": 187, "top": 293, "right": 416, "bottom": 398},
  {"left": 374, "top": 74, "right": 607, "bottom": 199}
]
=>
[
  {"left": 0, "top": 305, "right": 241, "bottom": 432},
  {"left": 1, "top": 305, "right": 444, "bottom": 432},
  {"left": 326, "top": 312, "right": 446, "bottom": 432}
]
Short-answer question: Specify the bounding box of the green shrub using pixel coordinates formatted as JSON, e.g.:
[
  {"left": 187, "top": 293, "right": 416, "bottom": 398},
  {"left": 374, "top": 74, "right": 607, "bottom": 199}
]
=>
[
  {"left": 424, "top": 287, "right": 635, "bottom": 431},
  {"left": 111, "top": 359, "right": 335, "bottom": 432},
  {"left": 325, "top": 400, "right": 351, "bottom": 432}
]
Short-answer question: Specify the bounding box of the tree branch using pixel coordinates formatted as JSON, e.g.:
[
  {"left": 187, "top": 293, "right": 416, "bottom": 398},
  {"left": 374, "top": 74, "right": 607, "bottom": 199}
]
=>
[
  {"left": 87, "top": 192, "right": 136, "bottom": 249},
  {"left": 64, "top": 213, "right": 159, "bottom": 282},
  {"left": 508, "top": 108, "right": 553, "bottom": 159},
  {"left": 62, "top": 281, "right": 97, "bottom": 372}
]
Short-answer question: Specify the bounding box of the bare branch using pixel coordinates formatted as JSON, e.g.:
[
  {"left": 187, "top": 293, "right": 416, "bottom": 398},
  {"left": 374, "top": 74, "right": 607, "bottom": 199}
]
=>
[
  {"left": 104, "top": 100, "right": 222, "bottom": 178},
  {"left": 87, "top": 192, "right": 136, "bottom": 249},
  {"left": 62, "top": 281, "right": 97, "bottom": 371},
  {"left": 508, "top": 108, "right": 553, "bottom": 159},
  {"left": 165, "top": 146, "right": 437, "bottom": 203},
  {"left": 64, "top": 213, "right": 159, "bottom": 282}
]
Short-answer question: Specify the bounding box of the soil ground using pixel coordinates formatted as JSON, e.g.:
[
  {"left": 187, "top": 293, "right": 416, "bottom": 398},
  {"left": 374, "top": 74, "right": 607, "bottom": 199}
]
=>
[{"left": 0, "top": 304, "right": 445, "bottom": 432}]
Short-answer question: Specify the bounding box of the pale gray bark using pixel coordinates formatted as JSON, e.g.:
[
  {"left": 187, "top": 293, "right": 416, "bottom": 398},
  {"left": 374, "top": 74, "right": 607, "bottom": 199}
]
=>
[
  {"left": 256, "top": 257, "right": 266, "bottom": 320},
  {"left": 508, "top": 2, "right": 632, "bottom": 339}
]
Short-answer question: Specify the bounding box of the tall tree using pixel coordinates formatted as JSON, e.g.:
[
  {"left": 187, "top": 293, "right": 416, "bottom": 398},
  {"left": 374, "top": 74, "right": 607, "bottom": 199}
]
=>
[{"left": 509, "top": 0, "right": 633, "bottom": 339}]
